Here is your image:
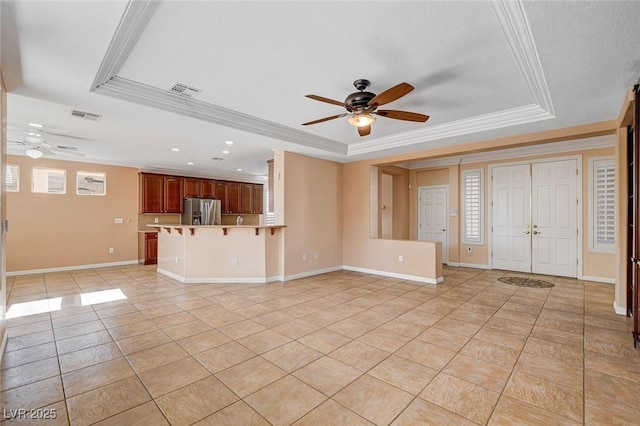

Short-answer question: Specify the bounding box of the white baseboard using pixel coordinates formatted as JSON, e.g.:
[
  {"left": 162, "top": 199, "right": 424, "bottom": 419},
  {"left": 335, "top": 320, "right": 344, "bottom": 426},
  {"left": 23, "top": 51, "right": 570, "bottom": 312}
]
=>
[
  {"left": 6, "top": 260, "right": 139, "bottom": 276},
  {"left": 157, "top": 268, "right": 271, "bottom": 284},
  {"left": 456, "top": 262, "right": 491, "bottom": 270},
  {"left": 343, "top": 265, "right": 443, "bottom": 284},
  {"left": 283, "top": 266, "right": 344, "bottom": 281},
  {"left": 582, "top": 275, "right": 616, "bottom": 284},
  {"left": 613, "top": 300, "right": 627, "bottom": 316}
]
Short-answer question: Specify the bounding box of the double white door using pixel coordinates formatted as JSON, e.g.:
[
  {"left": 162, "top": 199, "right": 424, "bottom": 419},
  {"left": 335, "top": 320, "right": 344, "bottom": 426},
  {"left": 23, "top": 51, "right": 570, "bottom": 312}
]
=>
[{"left": 492, "top": 159, "right": 578, "bottom": 277}]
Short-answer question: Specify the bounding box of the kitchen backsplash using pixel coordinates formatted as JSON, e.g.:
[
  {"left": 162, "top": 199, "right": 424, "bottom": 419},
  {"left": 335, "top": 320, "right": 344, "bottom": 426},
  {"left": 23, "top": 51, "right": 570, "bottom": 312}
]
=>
[{"left": 138, "top": 213, "right": 262, "bottom": 229}]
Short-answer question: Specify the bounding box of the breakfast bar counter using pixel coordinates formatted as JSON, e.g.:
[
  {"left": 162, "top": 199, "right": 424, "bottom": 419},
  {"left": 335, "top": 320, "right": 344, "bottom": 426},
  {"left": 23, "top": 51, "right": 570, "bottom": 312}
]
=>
[{"left": 151, "top": 225, "right": 285, "bottom": 283}]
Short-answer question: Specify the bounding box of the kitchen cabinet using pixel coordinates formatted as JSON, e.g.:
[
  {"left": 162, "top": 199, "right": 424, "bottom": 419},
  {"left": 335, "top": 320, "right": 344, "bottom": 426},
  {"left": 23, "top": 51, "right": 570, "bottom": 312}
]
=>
[
  {"left": 215, "top": 181, "right": 229, "bottom": 212},
  {"left": 138, "top": 232, "right": 158, "bottom": 265},
  {"left": 228, "top": 182, "right": 241, "bottom": 213},
  {"left": 184, "top": 178, "right": 216, "bottom": 198},
  {"left": 240, "top": 183, "right": 253, "bottom": 214},
  {"left": 183, "top": 178, "right": 202, "bottom": 198},
  {"left": 202, "top": 180, "right": 216, "bottom": 198},
  {"left": 139, "top": 173, "right": 184, "bottom": 213},
  {"left": 252, "top": 185, "right": 263, "bottom": 214}
]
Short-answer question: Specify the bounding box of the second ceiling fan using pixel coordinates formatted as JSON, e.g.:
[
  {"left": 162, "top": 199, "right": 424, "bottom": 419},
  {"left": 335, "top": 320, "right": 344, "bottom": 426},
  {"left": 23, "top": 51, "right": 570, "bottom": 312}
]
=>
[{"left": 302, "top": 79, "right": 429, "bottom": 137}]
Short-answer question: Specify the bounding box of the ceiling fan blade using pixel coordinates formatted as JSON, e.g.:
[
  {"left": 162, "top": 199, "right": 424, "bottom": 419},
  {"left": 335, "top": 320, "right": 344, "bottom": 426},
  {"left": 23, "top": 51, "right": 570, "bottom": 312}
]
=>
[
  {"left": 302, "top": 113, "right": 347, "bottom": 126},
  {"left": 358, "top": 125, "right": 371, "bottom": 137},
  {"left": 374, "top": 110, "right": 430, "bottom": 122},
  {"left": 368, "top": 82, "right": 414, "bottom": 107},
  {"left": 305, "top": 94, "right": 346, "bottom": 107}
]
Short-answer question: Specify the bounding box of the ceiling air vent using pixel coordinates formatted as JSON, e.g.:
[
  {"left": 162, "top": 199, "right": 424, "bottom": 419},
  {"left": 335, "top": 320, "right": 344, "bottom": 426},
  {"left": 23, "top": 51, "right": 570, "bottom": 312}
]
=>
[
  {"left": 70, "top": 109, "right": 102, "bottom": 121},
  {"left": 168, "top": 83, "right": 203, "bottom": 98}
]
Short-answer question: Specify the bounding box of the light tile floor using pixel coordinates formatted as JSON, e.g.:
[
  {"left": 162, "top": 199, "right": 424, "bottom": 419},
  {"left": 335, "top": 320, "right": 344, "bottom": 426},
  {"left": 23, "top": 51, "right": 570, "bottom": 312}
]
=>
[{"left": 1, "top": 265, "right": 639, "bottom": 425}]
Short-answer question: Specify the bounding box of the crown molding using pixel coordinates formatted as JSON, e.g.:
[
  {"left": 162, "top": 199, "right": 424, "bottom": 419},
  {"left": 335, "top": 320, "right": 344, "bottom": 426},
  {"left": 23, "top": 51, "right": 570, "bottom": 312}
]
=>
[
  {"left": 347, "top": 104, "right": 553, "bottom": 156},
  {"left": 401, "top": 135, "right": 615, "bottom": 169},
  {"left": 93, "top": 77, "right": 347, "bottom": 154},
  {"left": 90, "top": 0, "right": 556, "bottom": 160},
  {"left": 490, "top": 0, "right": 554, "bottom": 114}
]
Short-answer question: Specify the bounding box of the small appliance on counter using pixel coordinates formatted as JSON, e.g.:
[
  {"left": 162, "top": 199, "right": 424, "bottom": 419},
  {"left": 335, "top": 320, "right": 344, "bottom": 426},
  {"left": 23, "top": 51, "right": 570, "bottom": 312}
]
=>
[{"left": 182, "top": 198, "right": 221, "bottom": 225}]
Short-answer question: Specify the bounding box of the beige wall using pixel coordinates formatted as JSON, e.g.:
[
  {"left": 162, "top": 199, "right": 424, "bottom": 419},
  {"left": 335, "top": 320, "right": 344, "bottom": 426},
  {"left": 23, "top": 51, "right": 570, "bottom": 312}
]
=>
[
  {"left": 280, "top": 151, "right": 343, "bottom": 277},
  {"left": 402, "top": 145, "right": 617, "bottom": 278},
  {"left": 6, "top": 155, "right": 139, "bottom": 272},
  {"left": 343, "top": 160, "right": 443, "bottom": 282},
  {"left": 378, "top": 165, "right": 410, "bottom": 239}
]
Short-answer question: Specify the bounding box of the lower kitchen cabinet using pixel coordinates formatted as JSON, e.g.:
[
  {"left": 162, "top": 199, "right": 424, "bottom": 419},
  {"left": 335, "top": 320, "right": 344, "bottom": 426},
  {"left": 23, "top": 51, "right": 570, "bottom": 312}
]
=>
[{"left": 138, "top": 232, "right": 158, "bottom": 265}]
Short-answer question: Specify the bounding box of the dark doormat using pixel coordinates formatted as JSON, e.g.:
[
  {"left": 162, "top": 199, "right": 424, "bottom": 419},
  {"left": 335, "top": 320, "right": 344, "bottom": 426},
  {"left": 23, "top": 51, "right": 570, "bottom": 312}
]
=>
[{"left": 498, "top": 277, "right": 555, "bottom": 288}]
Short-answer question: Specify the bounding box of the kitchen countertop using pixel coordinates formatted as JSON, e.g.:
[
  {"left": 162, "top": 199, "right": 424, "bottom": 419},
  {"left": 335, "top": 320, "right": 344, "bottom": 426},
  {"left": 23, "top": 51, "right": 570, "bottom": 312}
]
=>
[{"left": 147, "top": 224, "right": 284, "bottom": 229}]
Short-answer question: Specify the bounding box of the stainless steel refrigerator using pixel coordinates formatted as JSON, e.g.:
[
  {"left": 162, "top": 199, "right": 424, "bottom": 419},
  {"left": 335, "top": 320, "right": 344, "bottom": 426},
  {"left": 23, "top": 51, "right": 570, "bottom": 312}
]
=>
[{"left": 182, "top": 198, "right": 221, "bottom": 225}]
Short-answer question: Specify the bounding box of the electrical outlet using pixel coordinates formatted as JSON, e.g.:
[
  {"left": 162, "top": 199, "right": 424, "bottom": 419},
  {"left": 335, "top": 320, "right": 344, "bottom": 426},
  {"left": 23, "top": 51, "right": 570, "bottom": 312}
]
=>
[
  {"left": 314, "top": 252, "right": 318, "bottom": 260},
  {"left": 302, "top": 254, "right": 307, "bottom": 261},
  {"left": 114, "top": 218, "right": 123, "bottom": 224},
  {"left": 109, "top": 247, "right": 114, "bottom": 254},
  {"left": 398, "top": 255, "right": 403, "bottom": 262},
  {"left": 154, "top": 218, "right": 159, "bottom": 223},
  {"left": 232, "top": 257, "right": 238, "bottom": 266}
]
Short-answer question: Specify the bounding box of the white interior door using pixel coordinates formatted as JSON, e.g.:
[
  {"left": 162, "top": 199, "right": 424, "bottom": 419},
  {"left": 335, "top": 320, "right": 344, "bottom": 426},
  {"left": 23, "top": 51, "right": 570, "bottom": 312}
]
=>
[
  {"left": 419, "top": 186, "right": 448, "bottom": 263},
  {"left": 492, "top": 164, "right": 531, "bottom": 273},
  {"left": 531, "top": 160, "right": 578, "bottom": 277}
]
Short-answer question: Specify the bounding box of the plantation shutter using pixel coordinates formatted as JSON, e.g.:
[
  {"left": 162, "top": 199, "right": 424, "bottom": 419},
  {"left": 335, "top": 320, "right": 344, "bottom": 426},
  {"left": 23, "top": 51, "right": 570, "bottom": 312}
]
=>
[
  {"left": 593, "top": 159, "right": 616, "bottom": 250},
  {"left": 463, "top": 169, "right": 483, "bottom": 244}
]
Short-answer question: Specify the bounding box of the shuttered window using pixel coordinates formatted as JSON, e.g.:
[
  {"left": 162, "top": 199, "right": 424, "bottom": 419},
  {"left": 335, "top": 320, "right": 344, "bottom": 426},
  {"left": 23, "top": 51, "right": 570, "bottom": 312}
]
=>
[
  {"left": 6, "top": 164, "right": 19, "bottom": 192},
  {"left": 463, "top": 169, "right": 484, "bottom": 244},
  {"left": 590, "top": 157, "right": 616, "bottom": 252},
  {"left": 32, "top": 167, "right": 66, "bottom": 194}
]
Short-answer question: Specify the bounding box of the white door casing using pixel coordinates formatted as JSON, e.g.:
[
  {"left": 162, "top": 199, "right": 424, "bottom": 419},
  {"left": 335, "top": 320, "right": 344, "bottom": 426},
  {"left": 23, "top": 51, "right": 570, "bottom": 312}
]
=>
[
  {"left": 418, "top": 186, "right": 448, "bottom": 263},
  {"left": 531, "top": 160, "right": 578, "bottom": 277},
  {"left": 492, "top": 164, "right": 532, "bottom": 273}
]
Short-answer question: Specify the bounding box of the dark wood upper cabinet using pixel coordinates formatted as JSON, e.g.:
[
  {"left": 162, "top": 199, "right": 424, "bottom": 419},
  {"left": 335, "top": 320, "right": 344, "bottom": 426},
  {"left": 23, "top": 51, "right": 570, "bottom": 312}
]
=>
[
  {"left": 215, "top": 181, "right": 229, "bottom": 212},
  {"left": 253, "top": 185, "right": 264, "bottom": 214},
  {"left": 163, "top": 176, "right": 184, "bottom": 213},
  {"left": 240, "top": 184, "right": 253, "bottom": 214},
  {"left": 202, "top": 180, "right": 216, "bottom": 198},
  {"left": 183, "top": 178, "right": 202, "bottom": 198},
  {"left": 228, "top": 182, "right": 241, "bottom": 214},
  {"left": 140, "top": 174, "right": 164, "bottom": 213},
  {"left": 140, "top": 173, "right": 259, "bottom": 215}
]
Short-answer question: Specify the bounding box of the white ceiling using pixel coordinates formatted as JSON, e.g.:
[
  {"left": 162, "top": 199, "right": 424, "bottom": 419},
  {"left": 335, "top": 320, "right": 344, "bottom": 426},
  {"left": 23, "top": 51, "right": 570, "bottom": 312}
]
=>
[{"left": 2, "top": 1, "right": 639, "bottom": 181}]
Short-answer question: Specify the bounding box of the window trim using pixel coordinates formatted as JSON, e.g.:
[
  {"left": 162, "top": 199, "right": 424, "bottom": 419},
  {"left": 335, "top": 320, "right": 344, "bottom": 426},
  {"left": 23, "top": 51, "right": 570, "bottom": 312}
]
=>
[
  {"left": 589, "top": 156, "right": 616, "bottom": 253},
  {"left": 5, "top": 164, "right": 19, "bottom": 192},
  {"left": 32, "top": 167, "right": 66, "bottom": 194},
  {"left": 462, "top": 168, "right": 484, "bottom": 245}
]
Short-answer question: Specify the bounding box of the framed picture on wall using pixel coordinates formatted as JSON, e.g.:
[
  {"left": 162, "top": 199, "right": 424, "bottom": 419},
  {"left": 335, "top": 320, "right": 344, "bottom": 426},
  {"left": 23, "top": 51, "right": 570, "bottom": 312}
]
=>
[{"left": 76, "top": 171, "right": 106, "bottom": 196}]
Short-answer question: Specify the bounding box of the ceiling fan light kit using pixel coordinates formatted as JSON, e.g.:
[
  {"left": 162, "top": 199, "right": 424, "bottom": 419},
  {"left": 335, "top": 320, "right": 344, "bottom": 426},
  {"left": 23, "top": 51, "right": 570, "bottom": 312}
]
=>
[
  {"left": 303, "top": 79, "right": 429, "bottom": 137},
  {"left": 348, "top": 112, "right": 376, "bottom": 128},
  {"left": 25, "top": 148, "right": 44, "bottom": 159}
]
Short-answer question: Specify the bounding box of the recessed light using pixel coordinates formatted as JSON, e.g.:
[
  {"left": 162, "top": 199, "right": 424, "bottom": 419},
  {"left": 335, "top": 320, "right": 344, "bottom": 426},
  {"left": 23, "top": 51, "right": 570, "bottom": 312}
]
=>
[
  {"left": 171, "top": 148, "right": 180, "bottom": 152},
  {"left": 28, "top": 123, "right": 44, "bottom": 128},
  {"left": 236, "top": 168, "right": 243, "bottom": 172},
  {"left": 187, "top": 162, "right": 194, "bottom": 165},
  {"left": 28, "top": 132, "right": 42, "bottom": 137},
  {"left": 222, "top": 150, "right": 230, "bottom": 154},
  {"left": 225, "top": 141, "right": 234, "bottom": 145}
]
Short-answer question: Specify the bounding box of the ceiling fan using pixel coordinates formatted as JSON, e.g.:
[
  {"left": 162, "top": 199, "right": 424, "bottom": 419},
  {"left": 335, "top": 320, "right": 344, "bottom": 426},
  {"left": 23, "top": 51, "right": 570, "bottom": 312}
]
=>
[
  {"left": 302, "top": 79, "right": 429, "bottom": 137},
  {"left": 9, "top": 139, "right": 85, "bottom": 159}
]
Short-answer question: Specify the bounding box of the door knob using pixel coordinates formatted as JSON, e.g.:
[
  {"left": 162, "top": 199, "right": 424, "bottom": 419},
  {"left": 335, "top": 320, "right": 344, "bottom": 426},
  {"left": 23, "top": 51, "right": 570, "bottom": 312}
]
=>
[
  {"left": 533, "top": 224, "right": 538, "bottom": 228},
  {"left": 523, "top": 231, "right": 530, "bottom": 234},
  {"left": 533, "top": 230, "right": 541, "bottom": 235},
  {"left": 442, "top": 229, "right": 446, "bottom": 232}
]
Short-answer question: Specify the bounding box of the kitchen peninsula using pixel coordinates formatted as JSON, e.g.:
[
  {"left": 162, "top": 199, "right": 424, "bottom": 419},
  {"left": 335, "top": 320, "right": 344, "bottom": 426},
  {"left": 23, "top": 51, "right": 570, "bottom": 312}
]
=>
[{"left": 152, "top": 224, "right": 285, "bottom": 283}]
